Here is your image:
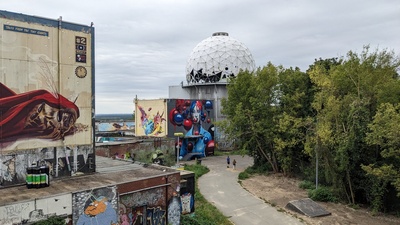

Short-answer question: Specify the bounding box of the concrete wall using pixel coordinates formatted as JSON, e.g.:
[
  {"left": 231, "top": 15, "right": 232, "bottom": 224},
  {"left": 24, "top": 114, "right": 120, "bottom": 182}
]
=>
[
  {"left": 95, "top": 138, "right": 175, "bottom": 159},
  {"left": 0, "top": 146, "right": 95, "bottom": 187},
  {"left": 0, "top": 171, "right": 185, "bottom": 225},
  {"left": 0, "top": 194, "right": 72, "bottom": 225}
]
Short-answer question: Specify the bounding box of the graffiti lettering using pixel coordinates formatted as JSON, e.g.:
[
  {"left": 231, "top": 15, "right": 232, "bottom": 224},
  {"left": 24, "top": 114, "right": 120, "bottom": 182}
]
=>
[
  {"left": 147, "top": 207, "right": 165, "bottom": 225},
  {"left": 4, "top": 203, "right": 30, "bottom": 218}
]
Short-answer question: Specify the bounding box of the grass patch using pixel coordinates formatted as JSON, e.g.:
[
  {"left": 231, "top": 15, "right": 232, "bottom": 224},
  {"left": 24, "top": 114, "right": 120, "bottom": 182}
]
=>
[{"left": 182, "top": 164, "right": 233, "bottom": 225}]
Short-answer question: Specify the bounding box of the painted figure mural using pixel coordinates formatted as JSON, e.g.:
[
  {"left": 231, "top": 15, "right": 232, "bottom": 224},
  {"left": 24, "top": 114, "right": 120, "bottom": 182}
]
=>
[
  {"left": 169, "top": 99, "right": 215, "bottom": 159},
  {"left": 138, "top": 105, "right": 166, "bottom": 136},
  {"left": 74, "top": 187, "right": 118, "bottom": 225},
  {"left": 0, "top": 82, "right": 80, "bottom": 145},
  {"left": 77, "top": 196, "right": 118, "bottom": 225}
]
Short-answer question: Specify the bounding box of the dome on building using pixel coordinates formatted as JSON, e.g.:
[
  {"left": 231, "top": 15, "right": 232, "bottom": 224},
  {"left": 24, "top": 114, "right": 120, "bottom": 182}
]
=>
[{"left": 186, "top": 32, "right": 256, "bottom": 85}]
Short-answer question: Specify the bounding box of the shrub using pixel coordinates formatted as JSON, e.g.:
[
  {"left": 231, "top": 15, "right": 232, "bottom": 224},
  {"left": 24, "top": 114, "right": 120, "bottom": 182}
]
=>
[
  {"left": 299, "top": 180, "right": 315, "bottom": 190},
  {"left": 308, "top": 186, "right": 338, "bottom": 202},
  {"left": 33, "top": 216, "right": 65, "bottom": 225},
  {"left": 238, "top": 171, "right": 250, "bottom": 180}
]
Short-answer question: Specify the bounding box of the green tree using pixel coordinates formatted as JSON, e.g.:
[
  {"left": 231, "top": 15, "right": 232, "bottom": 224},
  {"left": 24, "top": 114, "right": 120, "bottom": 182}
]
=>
[
  {"left": 364, "top": 103, "right": 400, "bottom": 211},
  {"left": 220, "top": 63, "right": 280, "bottom": 172},
  {"left": 274, "top": 67, "right": 314, "bottom": 175},
  {"left": 308, "top": 46, "right": 400, "bottom": 206},
  {"left": 221, "top": 64, "right": 314, "bottom": 175}
]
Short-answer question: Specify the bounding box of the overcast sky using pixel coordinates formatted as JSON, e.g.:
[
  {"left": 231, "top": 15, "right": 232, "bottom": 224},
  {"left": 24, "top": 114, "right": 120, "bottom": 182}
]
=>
[{"left": 2, "top": 0, "right": 399, "bottom": 114}]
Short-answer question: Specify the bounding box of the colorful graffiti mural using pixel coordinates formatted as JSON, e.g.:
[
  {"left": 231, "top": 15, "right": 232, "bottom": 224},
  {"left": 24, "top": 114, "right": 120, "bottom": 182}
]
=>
[
  {"left": 0, "top": 126, "right": 94, "bottom": 187},
  {"left": 0, "top": 146, "right": 94, "bottom": 187},
  {"left": 0, "top": 82, "right": 81, "bottom": 145},
  {"left": 0, "top": 53, "right": 91, "bottom": 152},
  {"left": 169, "top": 99, "right": 215, "bottom": 159},
  {"left": 146, "top": 207, "right": 166, "bottom": 225},
  {"left": 0, "top": 10, "right": 94, "bottom": 188},
  {"left": 73, "top": 186, "right": 118, "bottom": 225},
  {"left": 138, "top": 106, "right": 166, "bottom": 136},
  {"left": 119, "top": 204, "right": 146, "bottom": 225},
  {"left": 135, "top": 99, "right": 167, "bottom": 137},
  {"left": 135, "top": 100, "right": 167, "bottom": 137},
  {"left": 180, "top": 193, "right": 194, "bottom": 215}
]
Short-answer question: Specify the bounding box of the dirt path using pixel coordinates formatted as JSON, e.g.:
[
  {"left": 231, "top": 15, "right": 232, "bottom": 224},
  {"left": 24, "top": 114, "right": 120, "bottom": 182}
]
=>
[{"left": 240, "top": 173, "right": 400, "bottom": 225}]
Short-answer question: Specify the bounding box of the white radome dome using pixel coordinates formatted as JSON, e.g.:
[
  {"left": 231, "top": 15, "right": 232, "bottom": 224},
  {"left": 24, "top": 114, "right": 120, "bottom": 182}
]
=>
[{"left": 186, "top": 32, "right": 256, "bottom": 85}]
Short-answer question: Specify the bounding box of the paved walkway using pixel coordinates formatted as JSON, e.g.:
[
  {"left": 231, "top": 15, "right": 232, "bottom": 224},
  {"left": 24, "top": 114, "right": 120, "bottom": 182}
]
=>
[{"left": 197, "top": 155, "right": 304, "bottom": 225}]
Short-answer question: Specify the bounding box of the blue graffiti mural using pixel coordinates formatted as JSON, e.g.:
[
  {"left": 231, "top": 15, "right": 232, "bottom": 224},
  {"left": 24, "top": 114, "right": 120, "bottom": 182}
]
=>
[{"left": 146, "top": 207, "right": 166, "bottom": 225}]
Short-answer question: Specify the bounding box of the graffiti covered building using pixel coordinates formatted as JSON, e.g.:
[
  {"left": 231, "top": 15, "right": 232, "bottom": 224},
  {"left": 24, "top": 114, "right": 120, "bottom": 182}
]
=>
[
  {"left": 0, "top": 156, "right": 187, "bottom": 225},
  {"left": 169, "top": 32, "right": 256, "bottom": 150},
  {"left": 0, "top": 11, "right": 195, "bottom": 225},
  {"left": 0, "top": 10, "right": 95, "bottom": 187},
  {"left": 135, "top": 99, "right": 216, "bottom": 159}
]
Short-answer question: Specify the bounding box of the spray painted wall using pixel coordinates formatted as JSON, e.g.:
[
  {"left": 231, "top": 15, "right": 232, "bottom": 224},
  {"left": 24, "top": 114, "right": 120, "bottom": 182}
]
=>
[
  {"left": 167, "top": 99, "right": 215, "bottom": 158},
  {"left": 0, "top": 11, "right": 95, "bottom": 187},
  {"left": 118, "top": 173, "right": 182, "bottom": 225},
  {"left": 135, "top": 99, "right": 168, "bottom": 137},
  {"left": 73, "top": 186, "right": 119, "bottom": 225},
  {"left": 0, "top": 193, "right": 72, "bottom": 224},
  {"left": 134, "top": 99, "right": 215, "bottom": 159}
]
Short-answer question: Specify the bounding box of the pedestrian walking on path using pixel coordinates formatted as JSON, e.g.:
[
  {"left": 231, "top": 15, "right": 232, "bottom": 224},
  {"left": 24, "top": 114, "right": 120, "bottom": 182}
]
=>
[
  {"left": 227, "top": 156, "right": 230, "bottom": 168},
  {"left": 233, "top": 159, "right": 236, "bottom": 170},
  {"left": 198, "top": 155, "right": 304, "bottom": 225}
]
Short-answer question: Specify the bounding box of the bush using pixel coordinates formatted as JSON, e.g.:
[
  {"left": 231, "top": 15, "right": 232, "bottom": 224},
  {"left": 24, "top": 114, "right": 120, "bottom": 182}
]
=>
[
  {"left": 238, "top": 171, "right": 250, "bottom": 180},
  {"left": 299, "top": 180, "right": 316, "bottom": 190},
  {"left": 244, "top": 164, "right": 269, "bottom": 175},
  {"left": 308, "top": 186, "right": 338, "bottom": 202},
  {"left": 33, "top": 216, "right": 65, "bottom": 225}
]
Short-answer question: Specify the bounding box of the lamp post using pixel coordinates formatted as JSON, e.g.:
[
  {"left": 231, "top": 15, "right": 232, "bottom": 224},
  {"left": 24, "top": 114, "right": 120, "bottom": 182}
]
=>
[{"left": 174, "top": 132, "right": 184, "bottom": 166}]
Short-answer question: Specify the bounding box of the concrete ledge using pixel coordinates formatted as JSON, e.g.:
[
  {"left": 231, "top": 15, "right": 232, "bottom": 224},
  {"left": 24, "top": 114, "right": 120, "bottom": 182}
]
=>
[{"left": 285, "top": 198, "right": 331, "bottom": 218}]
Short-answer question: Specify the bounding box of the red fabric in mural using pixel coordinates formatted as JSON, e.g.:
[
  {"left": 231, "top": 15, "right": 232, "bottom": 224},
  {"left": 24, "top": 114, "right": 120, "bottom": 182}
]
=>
[{"left": 0, "top": 83, "right": 80, "bottom": 143}]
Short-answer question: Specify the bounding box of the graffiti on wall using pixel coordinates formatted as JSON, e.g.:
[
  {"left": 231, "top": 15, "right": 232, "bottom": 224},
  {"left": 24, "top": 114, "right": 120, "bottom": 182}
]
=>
[
  {"left": 0, "top": 146, "right": 94, "bottom": 187},
  {"left": 119, "top": 205, "right": 167, "bottom": 225},
  {"left": 119, "top": 204, "right": 146, "bottom": 225},
  {"left": 0, "top": 202, "right": 34, "bottom": 225},
  {"left": 120, "top": 187, "right": 166, "bottom": 225},
  {"left": 167, "top": 197, "right": 181, "bottom": 225},
  {"left": 135, "top": 99, "right": 167, "bottom": 137},
  {"left": 0, "top": 56, "right": 90, "bottom": 151},
  {"left": 1, "top": 16, "right": 93, "bottom": 150},
  {"left": 120, "top": 188, "right": 164, "bottom": 210},
  {"left": 73, "top": 186, "right": 118, "bottom": 225},
  {"left": 146, "top": 207, "right": 166, "bottom": 225},
  {"left": 0, "top": 194, "right": 72, "bottom": 225},
  {"left": 180, "top": 193, "right": 194, "bottom": 214},
  {"left": 169, "top": 99, "right": 215, "bottom": 159},
  {"left": 0, "top": 81, "right": 82, "bottom": 147}
]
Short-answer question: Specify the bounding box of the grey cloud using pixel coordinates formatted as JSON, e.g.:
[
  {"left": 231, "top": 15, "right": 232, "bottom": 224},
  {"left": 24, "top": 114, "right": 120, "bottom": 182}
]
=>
[{"left": 2, "top": 0, "right": 399, "bottom": 113}]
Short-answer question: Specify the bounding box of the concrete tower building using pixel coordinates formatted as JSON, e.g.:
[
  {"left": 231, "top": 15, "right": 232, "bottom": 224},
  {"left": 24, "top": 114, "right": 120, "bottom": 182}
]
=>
[{"left": 169, "top": 32, "right": 256, "bottom": 121}]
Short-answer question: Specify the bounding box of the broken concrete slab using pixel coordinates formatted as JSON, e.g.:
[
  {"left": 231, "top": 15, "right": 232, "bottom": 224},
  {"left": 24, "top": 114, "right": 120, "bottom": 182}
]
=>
[{"left": 286, "top": 198, "right": 331, "bottom": 217}]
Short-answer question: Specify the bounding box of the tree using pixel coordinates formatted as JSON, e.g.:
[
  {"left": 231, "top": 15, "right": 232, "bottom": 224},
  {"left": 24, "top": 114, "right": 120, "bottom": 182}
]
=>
[
  {"left": 220, "top": 63, "right": 280, "bottom": 172},
  {"left": 274, "top": 67, "right": 314, "bottom": 175},
  {"left": 308, "top": 46, "right": 400, "bottom": 205},
  {"left": 364, "top": 103, "right": 400, "bottom": 212},
  {"left": 220, "top": 64, "right": 313, "bottom": 175}
]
